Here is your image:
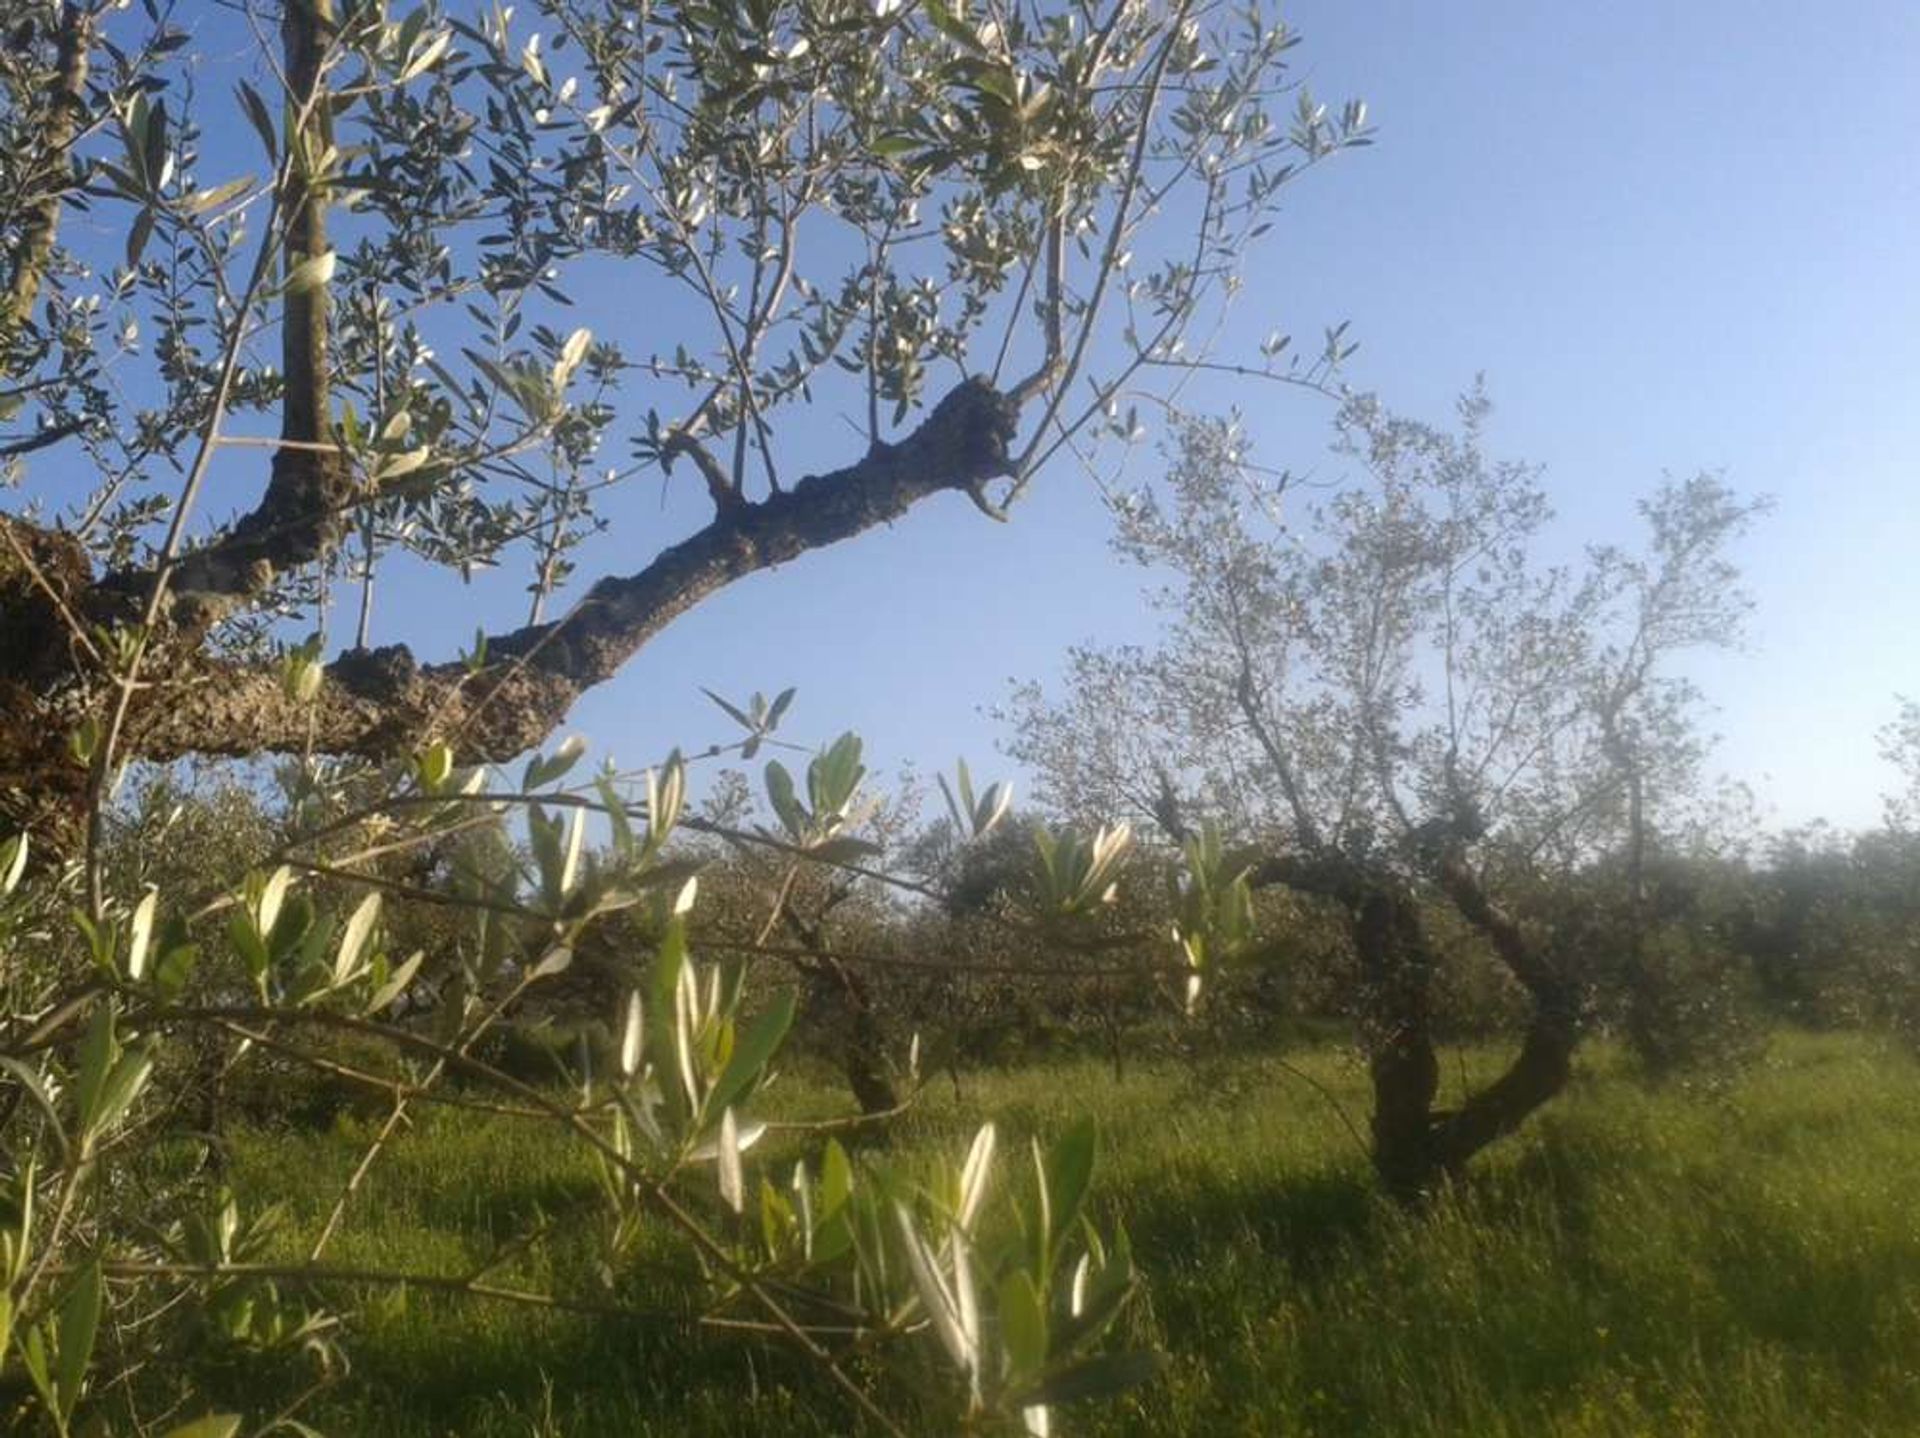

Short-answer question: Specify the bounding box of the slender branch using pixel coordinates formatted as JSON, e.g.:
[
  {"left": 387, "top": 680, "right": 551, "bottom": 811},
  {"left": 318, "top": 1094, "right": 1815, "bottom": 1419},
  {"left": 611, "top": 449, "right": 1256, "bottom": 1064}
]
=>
[
  {"left": 307, "top": 963, "right": 539, "bottom": 1261},
  {"left": 93, "top": 1260, "right": 871, "bottom": 1336},
  {"left": 1010, "top": 0, "right": 1191, "bottom": 485},
  {"left": 81, "top": 175, "right": 289, "bottom": 914},
  {"left": 1004, "top": 208, "right": 1065, "bottom": 407},
  {"left": 662, "top": 431, "right": 746, "bottom": 515},
  {"left": 0, "top": 417, "right": 89, "bottom": 458},
  {"left": 137, "top": 999, "right": 909, "bottom": 1436}
]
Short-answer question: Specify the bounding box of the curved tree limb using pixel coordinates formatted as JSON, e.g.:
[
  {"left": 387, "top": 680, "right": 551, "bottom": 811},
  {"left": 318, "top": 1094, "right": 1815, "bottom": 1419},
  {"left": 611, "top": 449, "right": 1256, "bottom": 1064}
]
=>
[
  {"left": 1243, "top": 834, "right": 1573, "bottom": 1198},
  {"left": 114, "top": 375, "right": 1021, "bottom": 765},
  {"left": 1426, "top": 842, "right": 1577, "bottom": 1175}
]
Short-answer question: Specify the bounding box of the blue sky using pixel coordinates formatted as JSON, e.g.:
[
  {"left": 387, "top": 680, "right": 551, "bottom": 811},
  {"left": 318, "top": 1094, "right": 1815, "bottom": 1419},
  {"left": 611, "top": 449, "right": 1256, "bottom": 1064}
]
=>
[
  {"left": 1245, "top": 0, "right": 1920, "bottom": 830},
  {"left": 545, "top": 0, "right": 1918, "bottom": 830},
  {"left": 27, "top": 2, "right": 1920, "bottom": 831}
]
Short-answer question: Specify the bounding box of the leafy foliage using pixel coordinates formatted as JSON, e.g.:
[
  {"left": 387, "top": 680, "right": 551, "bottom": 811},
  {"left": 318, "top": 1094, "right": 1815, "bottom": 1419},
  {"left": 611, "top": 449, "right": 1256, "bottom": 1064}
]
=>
[{"left": 0, "top": 720, "right": 1233, "bottom": 1431}]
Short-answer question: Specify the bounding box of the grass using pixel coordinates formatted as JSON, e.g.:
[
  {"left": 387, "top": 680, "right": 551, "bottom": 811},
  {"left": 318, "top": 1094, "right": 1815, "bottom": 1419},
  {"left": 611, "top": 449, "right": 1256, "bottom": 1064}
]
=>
[{"left": 206, "top": 1030, "right": 1920, "bottom": 1436}]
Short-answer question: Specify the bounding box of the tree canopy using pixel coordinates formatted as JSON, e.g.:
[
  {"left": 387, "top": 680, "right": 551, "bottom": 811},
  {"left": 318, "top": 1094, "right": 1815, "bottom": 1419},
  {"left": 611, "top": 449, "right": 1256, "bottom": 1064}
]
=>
[
  {"left": 0, "top": 0, "right": 1366, "bottom": 849},
  {"left": 1006, "top": 393, "right": 1767, "bottom": 1192}
]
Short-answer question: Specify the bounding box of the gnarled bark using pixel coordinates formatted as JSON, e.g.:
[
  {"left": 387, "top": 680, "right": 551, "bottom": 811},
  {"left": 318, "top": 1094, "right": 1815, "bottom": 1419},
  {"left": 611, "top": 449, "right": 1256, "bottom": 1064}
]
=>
[
  {"left": 1246, "top": 841, "right": 1577, "bottom": 1202},
  {"left": 0, "top": 0, "right": 1030, "bottom": 854},
  {"left": 129, "top": 375, "right": 1017, "bottom": 762},
  {"left": 1424, "top": 845, "right": 1577, "bottom": 1178},
  {"left": 1, "top": 376, "right": 1021, "bottom": 842}
]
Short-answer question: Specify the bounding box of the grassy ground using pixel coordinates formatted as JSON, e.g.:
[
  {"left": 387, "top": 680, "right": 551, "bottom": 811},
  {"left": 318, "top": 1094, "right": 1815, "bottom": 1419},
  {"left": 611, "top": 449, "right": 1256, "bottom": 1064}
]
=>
[{"left": 212, "top": 1030, "right": 1920, "bottom": 1436}]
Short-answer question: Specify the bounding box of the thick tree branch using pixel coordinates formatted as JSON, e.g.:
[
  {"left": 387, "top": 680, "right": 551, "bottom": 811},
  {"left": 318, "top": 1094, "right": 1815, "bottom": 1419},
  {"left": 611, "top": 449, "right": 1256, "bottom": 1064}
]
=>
[
  {"left": 1432, "top": 843, "right": 1561, "bottom": 1002},
  {"left": 1427, "top": 841, "right": 1577, "bottom": 1172},
  {"left": 117, "top": 376, "right": 1021, "bottom": 764},
  {"left": 277, "top": 0, "right": 334, "bottom": 454},
  {"left": 1430, "top": 1010, "right": 1574, "bottom": 1173}
]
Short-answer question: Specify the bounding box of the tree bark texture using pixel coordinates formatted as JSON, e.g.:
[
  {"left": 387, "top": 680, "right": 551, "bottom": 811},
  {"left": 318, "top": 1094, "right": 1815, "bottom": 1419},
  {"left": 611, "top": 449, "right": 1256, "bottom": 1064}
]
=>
[
  {"left": 1249, "top": 844, "right": 1578, "bottom": 1201},
  {"left": 0, "top": 376, "right": 1021, "bottom": 843}
]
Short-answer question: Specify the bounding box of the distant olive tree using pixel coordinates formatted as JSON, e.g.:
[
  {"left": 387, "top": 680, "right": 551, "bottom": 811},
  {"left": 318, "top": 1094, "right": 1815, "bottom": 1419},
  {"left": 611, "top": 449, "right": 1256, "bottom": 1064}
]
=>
[
  {"left": 1008, "top": 393, "right": 1765, "bottom": 1198},
  {"left": 1879, "top": 699, "right": 1920, "bottom": 834}
]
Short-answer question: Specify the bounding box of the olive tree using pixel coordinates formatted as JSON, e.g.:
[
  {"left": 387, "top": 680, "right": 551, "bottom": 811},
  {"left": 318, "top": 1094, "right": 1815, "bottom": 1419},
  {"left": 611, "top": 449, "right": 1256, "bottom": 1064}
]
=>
[
  {"left": 0, "top": 0, "right": 1365, "bottom": 856},
  {"left": 1008, "top": 393, "right": 1765, "bottom": 1198}
]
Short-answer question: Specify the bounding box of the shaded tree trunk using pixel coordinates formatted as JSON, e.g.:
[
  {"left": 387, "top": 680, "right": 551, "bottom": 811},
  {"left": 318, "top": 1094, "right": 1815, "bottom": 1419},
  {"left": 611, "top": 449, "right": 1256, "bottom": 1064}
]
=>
[
  {"left": 1251, "top": 846, "right": 1578, "bottom": 1202},
  {"left": 766, "top": 879, "right": 901, "bottom": 1120},
  {"left": 804, "top": 959, "right": 898, "bottom": 1118},
  {"left": 1422, "top": 844, "right": 1578, "bottom": 1183},
  {"left": 1350, "top": 884, "right": 1442, "bottom": 1202}
]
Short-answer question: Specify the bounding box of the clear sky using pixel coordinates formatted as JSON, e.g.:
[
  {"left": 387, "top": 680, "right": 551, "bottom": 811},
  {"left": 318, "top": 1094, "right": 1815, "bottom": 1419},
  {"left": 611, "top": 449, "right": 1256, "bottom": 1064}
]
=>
[
  {"left": 532, "top": 0, "right": 1919, "bottom": 832},
  {"left": 1241, "top": 0, "right": 1920, "bottom": 832},
  {"left": 27, "top": 2, "right": 1920, "bottom": 832}
]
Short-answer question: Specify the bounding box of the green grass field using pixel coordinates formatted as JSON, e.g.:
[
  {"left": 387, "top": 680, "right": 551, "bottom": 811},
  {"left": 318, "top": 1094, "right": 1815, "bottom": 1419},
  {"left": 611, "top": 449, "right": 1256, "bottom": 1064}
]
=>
[{"left": 214, "top": 1031, "right": 1920, "bottom": 1436}]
